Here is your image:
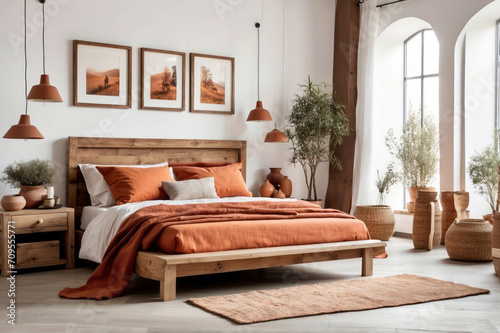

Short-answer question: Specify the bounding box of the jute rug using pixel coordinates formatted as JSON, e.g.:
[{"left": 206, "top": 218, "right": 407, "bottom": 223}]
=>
[{"left": 187, "top": 274, "right": 489, "bottom": 324}]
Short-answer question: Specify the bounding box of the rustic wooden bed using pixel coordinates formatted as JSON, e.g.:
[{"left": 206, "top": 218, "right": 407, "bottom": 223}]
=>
[{"left": 67, "top": 136, "right": 385, "bottom": 301}]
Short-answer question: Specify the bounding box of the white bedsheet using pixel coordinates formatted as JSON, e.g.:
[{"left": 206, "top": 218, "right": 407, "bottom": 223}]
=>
[
  {"left": 80, "top": 206, "right": 110, "bottom": 230},
  {"left": 80, "top": 197, "right": 297, "bottom": 263}
]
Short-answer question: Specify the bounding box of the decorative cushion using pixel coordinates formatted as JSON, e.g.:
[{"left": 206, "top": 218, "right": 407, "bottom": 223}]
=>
[
  {"left": 172, "top": 163, "right": 252, "bottom": 198},
  {"left": 96, "top": 165, "right": 174, "bottom": 205},
  {"left": 162, "top": 177, "right": 219, "bottom": 200},
  {"left": 78, "top": 162, "right": 170, "bottom": 206}
]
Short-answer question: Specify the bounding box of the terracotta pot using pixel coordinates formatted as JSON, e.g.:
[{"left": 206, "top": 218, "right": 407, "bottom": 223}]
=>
[
  {"left": 279, "top": 176, "right": 292, "bottom": 198},
  {"left": 407, "top": 187, "right": 435, "bottom": 213},
  {"left": 1, "top": 194, "right": 26, "bottom": 211},
  {"left": 483, "top": 214, "right": 494, "bottom": 225},
  {"left": 445, "top": 219, "right": 492, "bottom": 262},
  {"left": 272, "top": 189, "right": 286, "bottom": 199},
  {"left": 353, "top": 205, "right": 395, "bottom": 241},
  {"left": 454, "top": 191, "right": 469, "bottom": 220},
  {"left": 412, "top": 190, "right": 441, "bottom": 250},
  {"left": 266, "top": 168, "right": 284, "bottom": 190},
  {"left": 493, "top": 213, "right": 500, "bottom": 276},
  {"left": 259, "top": 180, "right": 275, "bottom": 198},
  {"left": 440, "top": 191, "right": 458, "bottom": 244},
  {"left": 19, "top": 185, "right": 47, "bottom": 208}
]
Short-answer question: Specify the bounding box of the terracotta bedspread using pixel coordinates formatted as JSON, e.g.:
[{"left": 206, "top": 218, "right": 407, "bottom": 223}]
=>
[{"left": 59, "top": 201, "right": 364, "bottom": 300}]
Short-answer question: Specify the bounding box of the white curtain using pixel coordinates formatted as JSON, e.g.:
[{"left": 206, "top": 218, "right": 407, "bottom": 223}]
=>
[{"left": 350, "top": 0, "right": 379, "bottom": 213}]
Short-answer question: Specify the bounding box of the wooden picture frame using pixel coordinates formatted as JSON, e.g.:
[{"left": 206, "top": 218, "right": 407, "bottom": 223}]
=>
[
  {"left": 73, "top": 40, "right": 132, "bottom": 108},
  {"left": 141, "top": 48, "right": 186, "bottom": 111},
  {"left": 190, "top": 53, "right": 234, "bottom": 114}
]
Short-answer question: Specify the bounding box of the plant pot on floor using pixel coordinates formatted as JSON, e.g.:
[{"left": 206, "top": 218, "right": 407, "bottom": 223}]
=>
[
  {"left": 407, "top": 187, "right": 435, "bottom": 213},
  {"left": 353, "top": 205, "right": 395, "bottom": 241},
  {"left": 445, "top": 219, "right": 492, "bottom": 262}
]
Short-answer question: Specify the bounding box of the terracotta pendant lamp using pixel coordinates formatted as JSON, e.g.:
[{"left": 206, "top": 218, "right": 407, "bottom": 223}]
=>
[
  {"left": 247, "top": 22, "right": 272, "bottom": 121},
  {"left": 3, "top": 0, "right": 44, "bottom": 139},
  {"left": 27, "top": 0, "right": 63, "bottom": 103},
  {"left": 265, "top": 126, "right": 287, "bottom": 143}
]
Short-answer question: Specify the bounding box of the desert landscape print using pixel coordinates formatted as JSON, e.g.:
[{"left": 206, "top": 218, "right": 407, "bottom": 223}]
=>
[
  {"left": 150, "top": 66, "right": 177, "bottom": 100},
  {"left": 86, "top": 68, "right": 120, "bottom": 96},
  {"left": 199, "top": 65, "right": 225, "bottom": 104}
]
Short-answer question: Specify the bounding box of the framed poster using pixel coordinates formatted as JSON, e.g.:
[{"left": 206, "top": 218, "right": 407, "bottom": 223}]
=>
[
  {"left": 73, "top": 40, "right": 132, "bottom": 108},
  {"left": 141, "top": 48, "right": 186, "bottom": 111},
  {"left": 190, "top": 53, "right": 234, "bottom": 114}
]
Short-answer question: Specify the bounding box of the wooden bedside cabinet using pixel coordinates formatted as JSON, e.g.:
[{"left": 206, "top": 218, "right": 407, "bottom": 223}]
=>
[{"left": 0, "top": 207, "right": 74, "bottom": 277}]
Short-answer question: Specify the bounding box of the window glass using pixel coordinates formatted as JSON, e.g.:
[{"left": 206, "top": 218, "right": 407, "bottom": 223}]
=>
[
  {"left": 405, "top": 33, "right": 422, "bottom": 77},
  {"left": 424, "top": 30, "right": 439, "bottom": 75}
]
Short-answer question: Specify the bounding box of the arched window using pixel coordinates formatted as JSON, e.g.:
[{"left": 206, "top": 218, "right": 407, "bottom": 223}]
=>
[{"left": 404, "top": 29, "right": 439, "bottom": 123}]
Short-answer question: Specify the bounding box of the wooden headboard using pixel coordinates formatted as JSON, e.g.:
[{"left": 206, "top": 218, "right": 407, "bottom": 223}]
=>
[{"left": 67, "top": 137, "right": 247, "bottom": 223}]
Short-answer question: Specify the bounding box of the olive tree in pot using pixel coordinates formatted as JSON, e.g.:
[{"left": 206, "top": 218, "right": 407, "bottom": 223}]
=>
[
  {"left": 385, "top": 110, "right": 439, "bottom": 212},
  {"left": 284, "top": 77, "right": 350, "bottom": 206}
]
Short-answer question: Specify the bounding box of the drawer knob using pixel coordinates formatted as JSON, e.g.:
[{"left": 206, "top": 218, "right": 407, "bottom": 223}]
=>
[{"left": 37, "top": 219, "right": 44, "bottom": 224}]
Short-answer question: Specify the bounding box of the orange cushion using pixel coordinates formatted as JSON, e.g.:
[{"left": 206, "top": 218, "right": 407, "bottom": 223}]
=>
[
  {"left": 172, "top": 163, "right": 252, "bottom": 197},
  {"left": 96, "top": 166, "right": 174, "bottom": 205}
]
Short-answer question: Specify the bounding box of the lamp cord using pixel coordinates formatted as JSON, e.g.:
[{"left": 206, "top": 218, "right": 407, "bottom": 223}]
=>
[
  {"left": 24, "top": 0, "right": 28, "bottom": 115},
  {"left": 257, "top": 24, "right": 260, "bottom": 101},
  {"left": 42, "top": 1, "right": 46, "bottom": 75}
]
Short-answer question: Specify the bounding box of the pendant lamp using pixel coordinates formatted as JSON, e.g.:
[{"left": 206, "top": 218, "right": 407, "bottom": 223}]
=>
[
  {"left": 4, "top": 0, "right": 44, "bottom": 139},
  {"left": 247, "top": 23, "right": 272, "bottom": 121},
  {"left": 27, "top": 0, "right": 63, "bottom": 102},
  {"left": 264, "top": 127, "right": 287, "bottom": 142}
]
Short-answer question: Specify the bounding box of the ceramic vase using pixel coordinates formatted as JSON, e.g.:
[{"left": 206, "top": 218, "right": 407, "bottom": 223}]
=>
[
  {"left": 272, "top": 189, "right": 286, "bottom": 199},
  {"left": 454, "top": 191, "right": 469, "bottom": 220},
  {"left": 259, "top": 180, "right": 275, "bottom": 198},
  {"left": 1, "top": 194, "right": 26, "bottom": 211},
  {"left": 412, "top": 190, "right": 441, "bottom": 250},
  {"left": 440, "top": 191, "right": 458, "bottom": 244},
  {"left": 266, "top": 168, "right": 284, "bottom": 190},
  {"left": 493, "top": 213, "right": 500, "bottom": 276},
  {"left": 279, "top": 176, "right": 292, "bottom": 198},
  {"left": 19, "top": 185, "right": 47, "bottom": 208},
  {"left": 407, "top": 187, "right": 435, "bottom": 213},
  {"left": 445, "top": 219, "right": 492, "bottom": 262}
]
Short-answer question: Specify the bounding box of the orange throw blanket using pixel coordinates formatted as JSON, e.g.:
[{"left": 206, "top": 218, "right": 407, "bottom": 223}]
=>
[{"left": 59, "top": 201, "right": 357, "bottom": 300}]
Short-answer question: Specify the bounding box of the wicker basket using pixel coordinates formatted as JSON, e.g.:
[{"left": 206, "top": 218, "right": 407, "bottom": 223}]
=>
[
  {"left": 353, "top": 205, "right": 395, "bottom": 241},
  {"left": 445, "top": 219, "right": 493, "bottom": 262},
  {"left": 493, "top": 213, "right": 500, "bottom": 276},
  {"left": 413, "top": 191, "right": 441, "bottom": 250},
  {"left": 440, "top": 191, "right": 458, "bottom": 245}
]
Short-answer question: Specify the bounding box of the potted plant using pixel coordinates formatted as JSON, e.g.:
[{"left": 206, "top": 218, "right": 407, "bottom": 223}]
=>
[
  {"left": 375, "top": 163, "right": 399, "bottom": 205},
  {"left": 284, "top": 77, "right": 350, "bottom": 206},
  {"left": 467, "top": 130, "right": 500, "bottom": 224},
  {"left": 385, "top": 110, "right": 439, "bottom": 212},
  {"left": 1, "top": 159, "right": 56, "bottom": 208}
]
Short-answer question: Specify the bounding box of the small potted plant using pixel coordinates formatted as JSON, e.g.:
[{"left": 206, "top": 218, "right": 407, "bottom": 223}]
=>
[
  {"left": 467, "top": 130, "right": 500, "bottom": 224},
  {"left": 385, "top": 109, "right": 439, "bottom": 212},
  {"left": 1, "top": 159, "right": 56, "bottom": 208},
  {"left": 375, "top": 163, "right": 399, "bottom": 205},
  {"left": 284, "top": 77, "right": 350, "bottom": 206}
]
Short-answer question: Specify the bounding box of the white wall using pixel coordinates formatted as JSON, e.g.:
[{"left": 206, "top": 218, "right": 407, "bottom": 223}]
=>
[{"left": 0, "top": 0, "right": 335, "bottom": 204}]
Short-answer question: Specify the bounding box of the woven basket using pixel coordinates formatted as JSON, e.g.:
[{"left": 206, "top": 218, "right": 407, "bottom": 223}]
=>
[
  {"left": 440, "top": 191, "right": 458, "bottom": 245},
  {"left": 412, "top": 191, "right": 441, "bottom": 250},
  {"left": 353, "top": 205, "right": 395, "bottom": 241},
  {"left": 445, "top": 219, "right": 493, "bottom": 262},
  {"left": 493, "top": 213, "right": 500, "bottom": 276}
]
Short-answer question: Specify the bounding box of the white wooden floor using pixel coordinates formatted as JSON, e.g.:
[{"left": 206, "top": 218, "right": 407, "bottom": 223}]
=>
[{"left": 1, "top": 237, "right": 499, "bottom": 333}]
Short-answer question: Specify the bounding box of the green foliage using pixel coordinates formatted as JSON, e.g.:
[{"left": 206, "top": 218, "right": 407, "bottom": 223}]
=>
[
  {"left": 375, "top": 163, "right": 399, "bottom": 204},
  {"left": 467, "top": 130, "right": 500, "bottom": 213},
  {"left": 1, "top": 159, "right": 56, "bottom": 188},
  {"left": 385, "top": 110, "right": 439, "bottom": 187},
  {"left": 284, "top": 77, "right": 350, "bottom": 201}
]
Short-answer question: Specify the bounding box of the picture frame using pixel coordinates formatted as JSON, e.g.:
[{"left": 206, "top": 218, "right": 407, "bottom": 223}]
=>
[
  {"left": 73, "top": 40, "right": 132, "bottom": 108},
  {"left": 190, "top": 53, "right": 234, "bottom": 114},
  {"left": 141, "top": 48, "right": 186, "bottom": 111}
]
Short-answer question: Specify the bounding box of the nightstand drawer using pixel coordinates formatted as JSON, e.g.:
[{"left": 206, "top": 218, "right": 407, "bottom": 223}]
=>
[
  {"left": 16, "top": 241, "right": 66, "bottom": 269},
  {"left": 12, "top": 213, "right": 68, "bottom": 229}
]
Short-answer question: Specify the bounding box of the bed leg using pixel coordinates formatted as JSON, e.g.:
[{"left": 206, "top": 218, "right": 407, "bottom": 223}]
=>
[
  {"left": 362, "top": 248, "right": 373, "bottom": 276},
  {"left": 160, "top": 265, "right": 177, "bottom": 301}
]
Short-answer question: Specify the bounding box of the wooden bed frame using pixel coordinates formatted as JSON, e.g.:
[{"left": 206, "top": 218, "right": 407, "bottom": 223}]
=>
[{"left": 67, "top": 137, "right": 385, "bottom": 301}]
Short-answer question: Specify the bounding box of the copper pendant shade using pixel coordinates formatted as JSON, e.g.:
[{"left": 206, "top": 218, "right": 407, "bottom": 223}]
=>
[
  {"left": 28, "top": 74, "right": 63, "bottom": 102},
  {"left": 247, "top": 101, "right": 272, "bottom": 121},
  {"left": 3, "top": 115, "right": 44, "bottom": 139},
  {"left": 264, "top": 128, "right": 287, "bottom": 143}
]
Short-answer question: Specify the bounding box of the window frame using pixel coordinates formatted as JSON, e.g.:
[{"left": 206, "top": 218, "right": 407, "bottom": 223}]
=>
[{"left": 496, "top": 19, "right": 500, "bottom": 129}]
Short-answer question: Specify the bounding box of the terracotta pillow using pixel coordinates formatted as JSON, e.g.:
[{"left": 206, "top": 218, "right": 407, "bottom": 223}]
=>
[
  {"left": 96, "top": 165, "right": 174, "bottom": 205},
  {"left": 172, "top": 163, "right": 252, "bottom": 197}
]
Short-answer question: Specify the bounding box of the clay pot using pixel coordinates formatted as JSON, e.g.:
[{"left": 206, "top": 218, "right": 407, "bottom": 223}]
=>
[
  {"left": 19, "top": 185, "right": 47, "bottom": 208},
  {"left": 440, "top": 191, "right": 458, "bottom": 244},
  {"left": 493, "top": 213, "right": 500, "bottom": 276},
  {"left": 483, "top": 214, "right": 494, "bottom": 225},
  {"left": 454, "top": 191, "right": 469, "bottom": 220},
  {"left": 279, "top": 176, "right": 292, "bottom": 198},
  {"left": 353, "top": 205, "right": 395, "bottom": 241},
  {"left": 266, "top": 168, "right": 284, "bottom": 190},
  {"left": 259, "top": 180, "right": 275, "bottom": 198},
  {"left": 1, "top": 194, "right": 26, "bottom": 211},
  {"left": 445, "top": 219, "right": 492, "bottom": 262},
  {"left": 272, "top": 189, "right": 286, "bottom": 199},
  {"left": 412, "top": 190, "right": 441, "bottom": 250},
  {"left": 407, "top": 187, "right": 435, "bottom": 213}
]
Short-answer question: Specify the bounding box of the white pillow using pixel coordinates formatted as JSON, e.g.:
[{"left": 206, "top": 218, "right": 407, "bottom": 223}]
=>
[
  {"left": 79, "top": 162, "right": 172, "bottom": 206},
  {"left": 162, "top": 177, "right": 219, "bottom": 200}
]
